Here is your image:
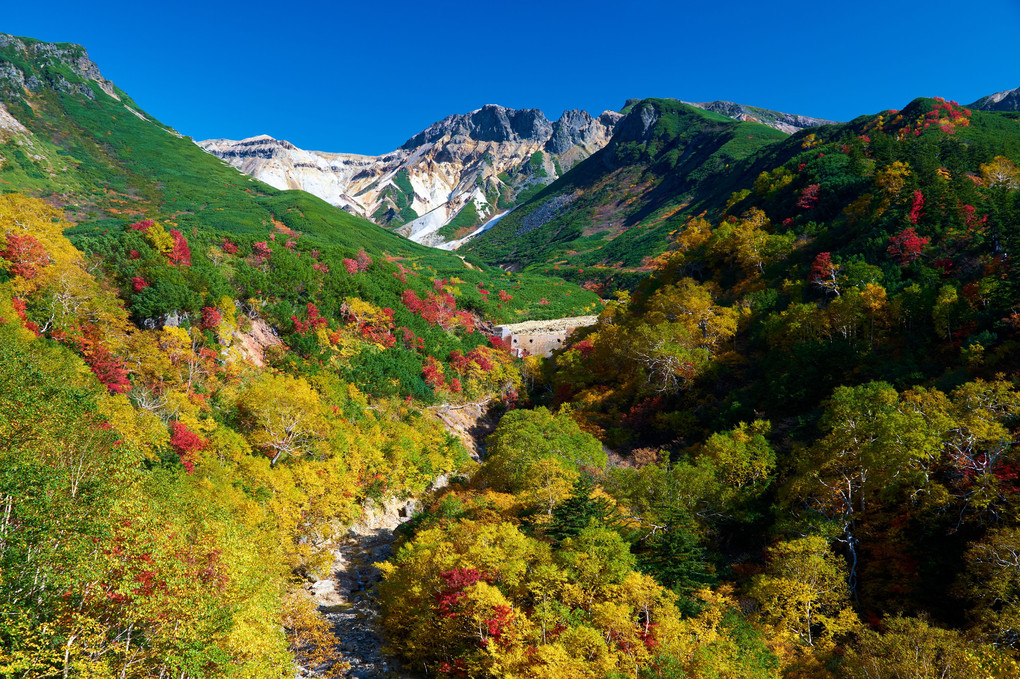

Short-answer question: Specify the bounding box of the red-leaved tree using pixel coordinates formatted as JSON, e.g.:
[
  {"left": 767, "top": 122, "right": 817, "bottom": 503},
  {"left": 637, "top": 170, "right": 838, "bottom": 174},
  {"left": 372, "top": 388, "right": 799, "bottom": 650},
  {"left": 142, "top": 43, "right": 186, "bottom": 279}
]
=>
[
  {"left": 77, "top": 328, "right": 131, "bottom": 394},
  {"left": 797, "top": 184, "right": 821, "bottom": 210},
  {"left": 168, "top": 229, "right": 191, "bottom": 266},
  {"left": 169, "top": 421, "right": 206, "bottom": 473},
  {"left": 908, "top": 190, "right": 925, "bottom": 225},
  {"left": 810, "top": 252, "right": 840, "bottom": 297},
  {"left": 887, "top": 227, "right": 930, "bottom": 265},
  {"left": 200, "top": 306, "right": 223, "bottom": 330},
  {"left": 1, "top": 233, "right": 49, "bottom": 279}
]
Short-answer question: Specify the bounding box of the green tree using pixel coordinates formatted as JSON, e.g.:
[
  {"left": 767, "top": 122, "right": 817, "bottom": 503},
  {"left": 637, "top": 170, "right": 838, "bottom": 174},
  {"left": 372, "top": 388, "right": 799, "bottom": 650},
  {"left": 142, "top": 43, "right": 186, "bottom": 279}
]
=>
[
  {"left": 546, "top": 475, "right": 619, "bottom": 544},
  {"left": 787, "top": 382, "right": 942, "bottom": 593},
  {"left": 639, "top": 510, "right": 715, "bottom": 614},
  {"left": 956, "top": 527, "right": 1020, "bottom": 648},
  {"left": 484, "top": 407, "right": 606, "bottom": 493}
]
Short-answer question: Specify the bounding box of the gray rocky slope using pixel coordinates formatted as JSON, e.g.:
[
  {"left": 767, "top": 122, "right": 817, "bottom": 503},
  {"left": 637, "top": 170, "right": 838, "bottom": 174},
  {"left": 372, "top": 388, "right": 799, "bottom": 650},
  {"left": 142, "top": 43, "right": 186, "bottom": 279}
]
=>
[
  {"left": 971, "top": 86, "right": 1020, "bottom": 111},
  {"left": 199, "top": 105, "right": 622, "bottom": 248}
]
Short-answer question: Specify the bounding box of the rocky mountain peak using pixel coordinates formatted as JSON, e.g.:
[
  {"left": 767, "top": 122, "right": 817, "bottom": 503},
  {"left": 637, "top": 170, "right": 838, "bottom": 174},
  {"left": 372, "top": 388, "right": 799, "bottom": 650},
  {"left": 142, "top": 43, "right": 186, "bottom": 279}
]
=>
[
  {"left": 612, "top": 100, "right": 662, "bottom": 143},
  {"left": 201, "top": 104, "right": 623, "bottom": 250},
  {"left": 0, "top": 33, "right": 118, "bottom": 100},
  {"left": 970, "top": 86, "right": 1020, "bottom": 111},
  {"left": 401, "top": 104, "right": 554, "bottom": 149},
  {"left": 200, "top": 135, "right": 299, "bottom": 161},
  {"left": 546, "top": 109, "right": 623, "bottom": 155}
]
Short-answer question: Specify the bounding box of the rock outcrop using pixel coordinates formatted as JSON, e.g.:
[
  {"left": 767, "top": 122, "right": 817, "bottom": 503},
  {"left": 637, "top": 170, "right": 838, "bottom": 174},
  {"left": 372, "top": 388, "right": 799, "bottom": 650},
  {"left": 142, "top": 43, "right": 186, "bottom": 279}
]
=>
[
  {"left": 683, "top": 100, "right": 836, "bottom": 133},
  {"left": 401, "top": 105, "right": 553, "bottom": 148},
  {"left": 198, "top": 105, "right": 622, "bottom": 248},
  {"left": 0, "top": 33, "right": 119, "bottom": 100},
  {"left": 545, "top": 109, "right": 621, "bottom": 155},
  {"left": 0, "top": 102, "right": 27, "bottom": 136}
]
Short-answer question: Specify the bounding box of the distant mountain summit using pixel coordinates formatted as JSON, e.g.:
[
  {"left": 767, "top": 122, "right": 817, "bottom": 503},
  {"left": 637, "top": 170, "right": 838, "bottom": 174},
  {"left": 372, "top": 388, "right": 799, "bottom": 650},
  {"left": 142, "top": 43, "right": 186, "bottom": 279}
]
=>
[
  {"left": 199, "top": 98, "right": 832, "bottom": 250},
  {"left": 401, "top": 105, "right": 551, "bottom": 148},
  {"left": 970, "top": 86, "right": 1020, "bottom": 111},
  {"left": 399, "top": 104, "right": 619, "bottom": 154},
  {"left": 200, "top": 105, "right": 622, "bottom": 248}
]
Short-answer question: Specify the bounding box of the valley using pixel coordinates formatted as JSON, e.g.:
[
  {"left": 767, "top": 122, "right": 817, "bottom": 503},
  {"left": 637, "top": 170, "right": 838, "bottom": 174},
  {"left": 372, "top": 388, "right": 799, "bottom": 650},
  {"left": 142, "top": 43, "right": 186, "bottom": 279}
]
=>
[{"left": 2, "top": 27, "right": 1020, "bottom": 679}]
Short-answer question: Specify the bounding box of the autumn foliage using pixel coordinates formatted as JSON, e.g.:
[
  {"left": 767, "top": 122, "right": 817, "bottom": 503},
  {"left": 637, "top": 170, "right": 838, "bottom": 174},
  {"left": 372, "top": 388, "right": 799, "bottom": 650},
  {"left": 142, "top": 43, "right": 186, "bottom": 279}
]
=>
[
  {"left": 169, "top": 420, "right": 205, "bottom": 473},
  {"left": 1, "top": 233, "right": 49, "bottom": 279},
  {"left": 887, "top": 227, "right": 929, "bottom": 264},
  {"left": 77, "top": 327, "right": 131, "bottom": 394}
]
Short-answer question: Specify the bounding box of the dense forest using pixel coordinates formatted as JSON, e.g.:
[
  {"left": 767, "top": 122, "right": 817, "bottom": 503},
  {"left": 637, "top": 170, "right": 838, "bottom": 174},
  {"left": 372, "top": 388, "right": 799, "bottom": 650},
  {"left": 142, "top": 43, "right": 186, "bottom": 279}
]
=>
[
  {"left": 2, "top": 33, "right": 1020, "bottom": 679},
  {"left": 385, "top": 95, "right": 1020, "bottom": 678}
]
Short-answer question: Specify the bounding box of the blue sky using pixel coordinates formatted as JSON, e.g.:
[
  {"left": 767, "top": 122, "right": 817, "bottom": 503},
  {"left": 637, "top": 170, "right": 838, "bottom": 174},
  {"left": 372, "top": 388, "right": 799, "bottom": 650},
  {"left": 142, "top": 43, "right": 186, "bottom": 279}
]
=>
[{"left": 5, "top": 1, "right": 1020, "bottom": 155}]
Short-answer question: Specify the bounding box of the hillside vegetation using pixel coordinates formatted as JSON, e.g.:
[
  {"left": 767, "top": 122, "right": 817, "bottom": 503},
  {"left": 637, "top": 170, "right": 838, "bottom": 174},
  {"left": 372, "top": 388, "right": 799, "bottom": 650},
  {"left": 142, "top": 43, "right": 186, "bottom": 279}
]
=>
[
  {"left": 373, "top": 97, "right": 1020, "bottom": 677},
  {"left": 4, "top": 31, "right": 1020, "bottom": 679},
  {"left": 0, "top": 34, "right": 596, "bottom": 676}
]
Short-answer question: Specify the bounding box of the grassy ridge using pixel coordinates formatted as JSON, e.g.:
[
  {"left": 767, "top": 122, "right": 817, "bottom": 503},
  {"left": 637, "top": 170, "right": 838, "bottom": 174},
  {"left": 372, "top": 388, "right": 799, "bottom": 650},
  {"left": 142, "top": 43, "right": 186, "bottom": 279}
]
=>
[{"left": 0, "top": 36, "right": 599, "bottom": 325}]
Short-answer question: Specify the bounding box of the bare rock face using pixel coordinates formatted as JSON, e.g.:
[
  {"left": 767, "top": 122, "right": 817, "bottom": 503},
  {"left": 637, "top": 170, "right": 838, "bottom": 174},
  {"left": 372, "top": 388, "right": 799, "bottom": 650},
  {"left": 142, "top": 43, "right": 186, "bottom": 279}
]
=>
[
  {"left": 197, "top": 104, "right": 622, "bottom": 249},
  {"left": 971, "top": 86, "right": 1020, "bottom": 112},
  {"left": 0, "top": 102, "right": 27, "bottom": 136},
  {"left": 612, "top": 102, "right": 663, "bottom": 143},
  {"left": 401, "top": 104, "right": 553, "bottom": 148},
  {"left": 546, "top": 109, "right": 623, "bottom": 155}
]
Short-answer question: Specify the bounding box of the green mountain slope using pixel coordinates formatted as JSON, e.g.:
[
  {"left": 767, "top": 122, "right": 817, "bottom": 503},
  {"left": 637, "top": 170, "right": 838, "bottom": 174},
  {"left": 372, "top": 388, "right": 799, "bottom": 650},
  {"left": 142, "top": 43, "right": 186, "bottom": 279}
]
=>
[
  {"left": 462, "top": 98, "right": 788, "bottom": 277},
  {"left": 0, "top": 34, "right": 601, "bottom": 397}
]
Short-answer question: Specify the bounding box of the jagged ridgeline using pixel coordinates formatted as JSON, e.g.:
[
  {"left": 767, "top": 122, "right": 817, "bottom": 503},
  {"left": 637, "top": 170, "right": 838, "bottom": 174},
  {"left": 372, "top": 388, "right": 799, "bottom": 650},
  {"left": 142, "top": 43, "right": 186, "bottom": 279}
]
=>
[
  {"left": 460, "top": 98, "right": 794, "bottom": 282},
  {"left": 200, "top": 105, "right": 624, "bottom": 247},
  {"left": 0, "top": 33, "right": 602, "bottom": 396}
]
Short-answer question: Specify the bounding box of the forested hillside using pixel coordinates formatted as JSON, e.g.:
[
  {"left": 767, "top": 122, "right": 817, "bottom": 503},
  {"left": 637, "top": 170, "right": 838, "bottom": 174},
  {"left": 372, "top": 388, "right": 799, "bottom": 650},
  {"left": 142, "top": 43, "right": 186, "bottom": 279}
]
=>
[
  {"left": 376, "top": 96, "right": 1020, "bottom": 677},
  {"left": 0, "top": 34, "right": 596, "bottom": 676},
  {"left": 3, "top": 29, "right": 1020, "bottom": 679}
]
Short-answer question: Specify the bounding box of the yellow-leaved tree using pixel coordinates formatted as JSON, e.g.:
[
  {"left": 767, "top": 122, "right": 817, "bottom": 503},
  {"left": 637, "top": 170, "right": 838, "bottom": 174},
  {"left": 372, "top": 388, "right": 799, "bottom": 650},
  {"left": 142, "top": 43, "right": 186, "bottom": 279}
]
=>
[
  {"left": 239, "top": 373, "right": 333, "bottom": 466},
  {"left": 750, "top": 536, "right": 860, "bottom": 651}
]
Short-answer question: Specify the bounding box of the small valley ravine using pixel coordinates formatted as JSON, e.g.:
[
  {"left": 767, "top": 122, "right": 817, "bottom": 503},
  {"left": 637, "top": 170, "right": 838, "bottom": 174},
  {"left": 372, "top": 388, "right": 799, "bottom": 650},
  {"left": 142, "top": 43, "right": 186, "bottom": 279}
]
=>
[
  {"left": 308, "top": 497, "right": 418, "bottom": 678},
  {"left": 304, "top": 402, "right": 498, "bottom": 678}
]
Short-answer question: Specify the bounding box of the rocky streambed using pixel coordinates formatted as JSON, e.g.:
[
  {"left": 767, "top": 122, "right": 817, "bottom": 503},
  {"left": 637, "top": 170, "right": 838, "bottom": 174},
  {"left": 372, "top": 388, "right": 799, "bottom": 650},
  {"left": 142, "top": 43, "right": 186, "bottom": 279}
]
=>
[
  {"left": 303, "top": 495, "right": 422, "bottom": 678},
  {"left": 301, "top": 402, "right": 498, "bottom": 678}
]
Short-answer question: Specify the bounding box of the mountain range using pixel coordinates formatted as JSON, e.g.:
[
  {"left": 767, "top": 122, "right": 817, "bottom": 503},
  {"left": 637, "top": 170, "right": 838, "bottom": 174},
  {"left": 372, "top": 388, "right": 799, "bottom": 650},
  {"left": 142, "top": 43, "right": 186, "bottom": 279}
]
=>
[
  {"left": 199, "top": 106, "right": 622, "bottom": 248},
  {"left": 202, "top": 87, "right": 1020, "bottom": 257},
  {"left": 4, "top": 29, "right": 1020, "bottom": 679},
  {"left": 199, "top": 100, "right": 835, "bottom": 249}
]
